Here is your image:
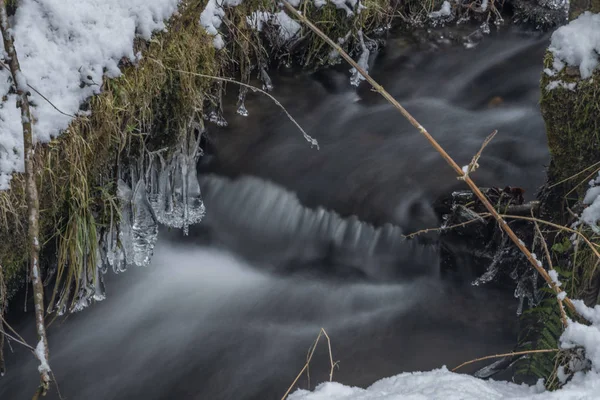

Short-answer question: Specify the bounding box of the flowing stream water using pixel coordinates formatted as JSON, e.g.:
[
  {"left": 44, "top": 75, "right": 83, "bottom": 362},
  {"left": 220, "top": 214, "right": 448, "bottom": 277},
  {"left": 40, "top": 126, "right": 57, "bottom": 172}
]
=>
[{"left": 1, "top": 27, "right": 551, "bottom": 399}]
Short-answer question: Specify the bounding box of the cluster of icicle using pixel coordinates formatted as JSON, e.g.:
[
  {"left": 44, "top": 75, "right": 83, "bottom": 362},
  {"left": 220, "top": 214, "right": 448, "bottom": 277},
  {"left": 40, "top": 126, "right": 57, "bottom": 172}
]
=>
[{"left": 49, "top": 131, "right": 206, "bottom": 315}]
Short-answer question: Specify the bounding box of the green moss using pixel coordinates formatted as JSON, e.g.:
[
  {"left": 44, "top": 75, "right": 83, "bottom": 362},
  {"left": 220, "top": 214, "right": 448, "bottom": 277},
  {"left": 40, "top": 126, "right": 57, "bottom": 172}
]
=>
[
  {"left": 569, "top": 0, "right": 600, "bottom": 20},
  {"left": 540, "top": 51, "right": 600, "bottom": 204}
]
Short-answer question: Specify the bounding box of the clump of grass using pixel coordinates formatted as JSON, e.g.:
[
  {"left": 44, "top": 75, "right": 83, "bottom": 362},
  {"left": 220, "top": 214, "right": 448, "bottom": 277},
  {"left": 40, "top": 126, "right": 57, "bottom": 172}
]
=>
[
  {"left": 0, "top": 0, "right": 221, "bottom": 307},
  {"left": 0, "top": 0, "right": 399, "bottom": 309}
]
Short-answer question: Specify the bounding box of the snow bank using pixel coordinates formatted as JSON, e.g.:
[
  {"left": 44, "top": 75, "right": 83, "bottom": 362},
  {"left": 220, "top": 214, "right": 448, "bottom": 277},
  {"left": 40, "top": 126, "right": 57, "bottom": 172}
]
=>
[
  {"left": 291, "top": 289, "right": 600, "bottom": 399},
  {"left": 290, "top": 365, "right": 600, "bottom": 399},
  {"left": 0, "top": 0, "right": 180, "bottom": 189},
  {"left": 548, "top": 12, "right": 600, "bottom": 79}
]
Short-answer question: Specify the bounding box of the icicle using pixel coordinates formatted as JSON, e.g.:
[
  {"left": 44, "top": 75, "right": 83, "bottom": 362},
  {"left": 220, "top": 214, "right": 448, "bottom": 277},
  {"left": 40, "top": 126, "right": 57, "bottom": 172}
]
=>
[
  {"left": 237, "top": 87, "right": 249, "bottom": 116},
  {"left": 93, "top": 245, "right": 106, "bottom": 301},
  {"left": 350, "top": 30, "right": 370, "bottom": 87},
  {"left": 117, "top": 179, "right": 135, "bottom": 270},
  {"left": 260, "top": 66, "right": 273, "bottom": 91}
]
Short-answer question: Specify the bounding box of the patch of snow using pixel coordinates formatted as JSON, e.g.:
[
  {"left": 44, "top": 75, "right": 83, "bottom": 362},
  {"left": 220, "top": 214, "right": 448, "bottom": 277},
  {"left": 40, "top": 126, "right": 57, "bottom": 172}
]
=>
[
  {"left": 557, "top": 291, "right": 567, "bottom": 301},
  {"left": 548, "top": 12, "right": 600, "bottom": 79},
  {"left": 584, "top": 185, "right": 600, "bottom": 205},
  {"left": 273, "top": 11, "right": 302, "bottom": 42},
  {"left": 246, "top": 10, "right": 301, "bottom": 44},
  {"left": 548, "top": 269, "right": 561, "bottom": 287},
  {"left": 545, "top": 80, "right": 577, "bottom": 91},
  {"left": 481, "top": 0, "right": 489, "bottom": 12},
  {"left": 581, "top": 173, "right": 600, "bottom": 233},
  {"left": 429, "top": 1, "right": 452, "bottom": 19},
  {"left": 0, "top": 0, "right": 181, "bottom": 189},
  {"left": 34, "top": 340, "right": 50, "bottom": 374},
  {"left": 200, "top": 0, "right": 244, "bottom": 49}
]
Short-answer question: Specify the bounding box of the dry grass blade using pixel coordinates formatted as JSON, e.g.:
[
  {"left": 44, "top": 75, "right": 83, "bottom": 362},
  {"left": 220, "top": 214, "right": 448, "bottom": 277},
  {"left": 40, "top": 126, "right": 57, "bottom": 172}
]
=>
[
  {"left": 451, "top": 349, "right": 560, "bottom": 372},
  {"left": 281, "top": 0, "right": 582, "bottom": 319},
  {"left": 499, "top": 214, "right": 600, "bottom": 264},
  {"left": 282, "top": 328, "right": 338, "bottom": 400}
]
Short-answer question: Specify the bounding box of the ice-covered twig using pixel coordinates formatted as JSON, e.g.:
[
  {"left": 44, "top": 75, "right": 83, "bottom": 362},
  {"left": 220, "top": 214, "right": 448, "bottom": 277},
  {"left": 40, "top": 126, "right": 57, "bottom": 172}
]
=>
[
  {"left": 0, "top": 1, "right": 51, "bottom": 393},
  {"left": 148, "top": 58, "right": 319, "bottom": 149},
  {"left": 281, "top": 0, "right": 583, "bottom": 319}
]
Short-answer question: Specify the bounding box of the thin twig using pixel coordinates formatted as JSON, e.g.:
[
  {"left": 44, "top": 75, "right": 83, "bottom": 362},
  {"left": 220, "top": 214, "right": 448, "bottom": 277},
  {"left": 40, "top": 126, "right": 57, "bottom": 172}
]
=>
[
  {"left": 147, "top": 58, "right": 319, "bottom": 149},
  {"left": 531, "top": 210, "right": 568, "bottom": 328},
  {"left": 1, "top": 329, "right": 36, "bottom": 352},
  {"left": 403, "top": 216, "right": 485, "bottom": 239},
  {"left": 282, "top": 328, "right": 337, "bottom": 400},
  {"left": 460, "top": 130, "right": 497, "bottom": 178},
  {"left": 0, "top": 315, "right": 36, "bottom": 352},
  {"left": 451, "top": 349, "right": 560, "bottom": 372},
  {"left": 282, "top": 0, "right": 581, "bottom": 319}
]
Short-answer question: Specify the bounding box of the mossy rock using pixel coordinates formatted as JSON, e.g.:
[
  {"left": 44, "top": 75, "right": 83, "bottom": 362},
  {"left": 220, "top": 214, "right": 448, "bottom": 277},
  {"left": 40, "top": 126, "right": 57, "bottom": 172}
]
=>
[
  {"left": 540, "top": 52, "right": 600, "bottom": 208},
  {"left": 569, "top": 0, "right": 600, "bottom": 20}
]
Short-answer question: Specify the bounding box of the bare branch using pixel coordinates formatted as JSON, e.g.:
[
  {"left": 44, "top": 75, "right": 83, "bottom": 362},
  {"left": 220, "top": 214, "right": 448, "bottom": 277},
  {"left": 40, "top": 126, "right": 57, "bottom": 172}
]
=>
[{"left": 0, "top": 1, "right": 52, "bottom": 394}]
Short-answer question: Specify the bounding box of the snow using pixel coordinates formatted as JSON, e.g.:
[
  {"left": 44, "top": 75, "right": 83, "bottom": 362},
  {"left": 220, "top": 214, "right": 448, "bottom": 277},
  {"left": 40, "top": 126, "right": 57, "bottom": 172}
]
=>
[
  {"left": 199, "top": 0, "right": 244, "bottom": 49},
  {"left": 548, "top": 269, "right": 561, "bottom": 287},
  {"left": 429, "top": 1, "right": 452, "bottom": 19},
  {"left": 581, "top": 172, "right": 600, "bottom": 233},
  {"left": 247, "top": 10, "right": 302, "bottom": 44},
  {"left": 290, "top": 263, "right": 600, "bottom": 400},
  {"left": 557, "top": 291, "right": 566, "bottom": 301},
  {"left": 0, "top": 0, "right": 181, "bottom": 189},
  {"left": 34, "top": 340, "right": 50, "bottom": 374},
  {"left": 545, "top": 80, "right": 577, "bottom": 91},
  {"left": 548, "top": 12, "right": 600, "bottom": 79}
]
